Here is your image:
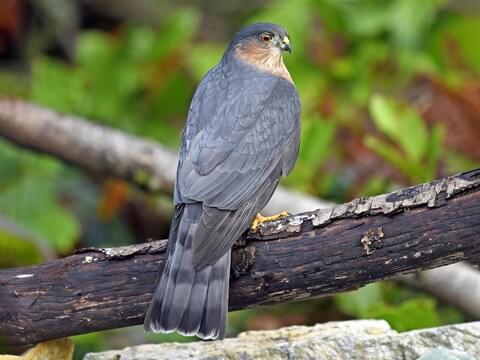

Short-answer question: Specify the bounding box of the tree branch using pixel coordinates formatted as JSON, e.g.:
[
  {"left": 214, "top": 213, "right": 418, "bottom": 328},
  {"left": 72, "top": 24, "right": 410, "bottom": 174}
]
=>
[
  {"left": 0, "top": 98, "right": 331, "bottom": 214},
  {"left": 1, "top": 169, "right": 479, "bottom": 346},
  {"left": 0, "top": 99, "right": 178, "bottom": 193}
]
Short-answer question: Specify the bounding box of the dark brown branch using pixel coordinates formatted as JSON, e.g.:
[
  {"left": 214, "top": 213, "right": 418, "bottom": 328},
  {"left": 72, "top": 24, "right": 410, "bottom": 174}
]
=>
[
  {"left": 1, "top": 169, "right": 479, "bottom": 346},
  {"left": 3, "top": 99, "right": 480, "bottom": 319}
]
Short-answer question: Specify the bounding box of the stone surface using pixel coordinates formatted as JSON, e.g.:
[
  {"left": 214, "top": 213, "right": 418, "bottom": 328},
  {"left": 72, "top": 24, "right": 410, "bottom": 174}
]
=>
[
  {"left": 83, "top": 320, "right": 480, "bottom": 360},
  {"left": 417, "top": 347, "right": 475, "bottom": 360}
]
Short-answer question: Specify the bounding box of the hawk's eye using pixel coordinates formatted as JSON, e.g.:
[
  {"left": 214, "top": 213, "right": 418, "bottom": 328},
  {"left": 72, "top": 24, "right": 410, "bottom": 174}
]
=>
[{"left": 259, "top": 32, "right": 273, "bottom": 42}]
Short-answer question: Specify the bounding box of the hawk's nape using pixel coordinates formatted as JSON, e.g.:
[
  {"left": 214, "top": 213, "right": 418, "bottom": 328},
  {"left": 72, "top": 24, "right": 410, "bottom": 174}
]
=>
[{"left": 144, "top": 22, "right": 300, "bottom": 340}]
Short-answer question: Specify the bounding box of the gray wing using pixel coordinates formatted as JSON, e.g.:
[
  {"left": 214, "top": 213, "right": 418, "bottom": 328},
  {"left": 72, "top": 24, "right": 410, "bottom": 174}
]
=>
[
  {"left": 173, "top": 66, "right": 223, "bottom": 205},
  {"left": 175, "top": 65, "right": 300, "bottom": 267}
]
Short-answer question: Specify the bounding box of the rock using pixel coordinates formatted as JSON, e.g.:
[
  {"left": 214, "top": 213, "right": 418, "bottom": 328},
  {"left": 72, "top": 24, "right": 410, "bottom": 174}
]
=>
[
  {"left": 417, "top": 347, "right": 475, "bottom": 360},
  {"left": 0, "top": 338, "right": 74, "bottom": 360},
  {"left": 83, "top": 320, "right": 480, "bottom": 360}
]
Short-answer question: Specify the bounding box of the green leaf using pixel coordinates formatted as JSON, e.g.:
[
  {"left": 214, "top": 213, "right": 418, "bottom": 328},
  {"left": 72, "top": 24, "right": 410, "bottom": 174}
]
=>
[
  {"left": 358, "top": 176, "right": 392, "bottom": 197},
  {"left": 389, "top": 0, "right": 446, "bottom": 49},
  {"left": 0, "top": 70, "right": 29, "bottom": 97},
  {"left": 123, "top": 26, "right": 156, "bottom": 62},
  {"left": 188, "top": 44, "right": 225, "bottom": 81},
  {"left": 369, "top": 298, "right": 441, "bottom": 332},
  {"left": 438, "top": 306, "right": 465, "bottom": 326},
  {"left": 444, "top": 16, "right": 480, "bottom": 75},
  {"left": 286, "top": 116, "right": 336, "bottom": 192},
  {"left": 30, "top": 57, "right": 84, "bottom": 114},
  {"left": 0, "top": 229, "right": 45, "bottom": 268},
  {"left": 364, "top": 136, "right": 405, "bottom": 173},
  {"left": 299, "top": 117, "right": 336, "bottom": 168},
  {"left": 76, "top": 31, "right": 116, "bottom": 70},
  {"left": 336, "top": 283, "right": 443, "bottom": 332},
  {"left": 150, "top": 8, "right": 200, "bottom": 60},
  {"left": 398, "top": 107, "right": 428, "bottom": 164},
  {"left": 369, "top": 95, "right": 400, "bottom": 141},
  {"left": 0, "top": 174, "right": 80, "bottom": 254},
  {"left": 445, "top": 151, "right": 480, "bottom": 175},
  {"left": 367, "top": 95, "right": 441, "bottom": 183},
  {"left": 424, "top": 125, "right": 444, "bottom": 181},
  {"left": 335, "top": 283, "right": 383, "bottom": 318},
  {"left": 345, "top": 4, "right": 390, "bottom": 37},
  {"left": 73, "top": 331, "right": 107, "bottom": 358}
]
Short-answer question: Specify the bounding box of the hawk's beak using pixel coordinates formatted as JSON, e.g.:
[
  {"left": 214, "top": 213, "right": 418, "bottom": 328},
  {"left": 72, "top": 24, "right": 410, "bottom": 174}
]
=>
[{"left": 281, "top": 36, "right": 292, "bottom": 54}]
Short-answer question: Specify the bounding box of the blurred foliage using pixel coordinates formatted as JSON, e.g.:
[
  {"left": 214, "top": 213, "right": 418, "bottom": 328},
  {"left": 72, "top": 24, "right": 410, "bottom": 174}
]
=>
[
  {"left": 0, "top": 229, "right": 44, "bottom": 267},
  {"left": 0, "top": 140, "right": 80, "bottom": 255},
  {"left": 31, "top": 7, "right": 202, "bottom": 147},
  {"left": 366, "top": 95, "right": 443, "bottom": 183},
  {"left": 335, "top": 283, "right": 464, "bottom": 332},
  {"left": 1, "top": 0, "right": 480, "bottom": 357}
]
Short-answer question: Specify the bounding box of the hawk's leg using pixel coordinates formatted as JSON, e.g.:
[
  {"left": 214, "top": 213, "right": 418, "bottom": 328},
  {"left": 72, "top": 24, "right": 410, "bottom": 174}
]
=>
[{"left": 251, "top": 211, "right": 290, "bottom": 232}]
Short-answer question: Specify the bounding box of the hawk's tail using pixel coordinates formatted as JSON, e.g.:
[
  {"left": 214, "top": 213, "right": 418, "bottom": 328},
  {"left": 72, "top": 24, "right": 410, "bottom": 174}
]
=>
[{"left": 144, "top": 204, "right": 230, "bottom": 340}]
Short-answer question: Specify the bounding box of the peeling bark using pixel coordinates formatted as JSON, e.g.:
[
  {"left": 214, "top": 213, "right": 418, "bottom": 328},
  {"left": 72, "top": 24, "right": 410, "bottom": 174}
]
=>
[
  {"left": 255, "top": 170, "right": 479, "bottom": 237},
  {"left": 0, "top": 169, "right": 479, "bottom": 346}
]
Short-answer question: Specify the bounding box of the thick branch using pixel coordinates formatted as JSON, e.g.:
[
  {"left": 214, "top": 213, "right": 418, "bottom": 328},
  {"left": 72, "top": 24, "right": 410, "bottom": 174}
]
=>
[
  {"left": 3, "top": 100, "right": 480, "bottom": 318},
  {"left": 1, "top": 169, "right": 479, "bottom": 346}
]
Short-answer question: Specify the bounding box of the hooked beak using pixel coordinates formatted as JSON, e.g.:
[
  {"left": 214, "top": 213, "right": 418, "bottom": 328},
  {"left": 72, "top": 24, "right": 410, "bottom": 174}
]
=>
[{"left": 281, "top": 36, "right": 292, "bottom": 53}]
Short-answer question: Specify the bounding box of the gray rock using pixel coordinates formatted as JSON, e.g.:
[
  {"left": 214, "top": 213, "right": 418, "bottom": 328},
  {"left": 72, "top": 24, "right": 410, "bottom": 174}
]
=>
[
  {"left": 417, "top": 347, "right": 476, "bottom": 360},
  {"left": 83, "top": 320, "right": 480, "bottom": 360}
]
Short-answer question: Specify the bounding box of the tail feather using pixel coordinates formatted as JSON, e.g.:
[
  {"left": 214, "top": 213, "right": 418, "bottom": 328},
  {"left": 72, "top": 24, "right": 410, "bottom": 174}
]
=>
[
  {"left": 178, "top": 265, "right": 211, "bottom": 335},
  {"left": 144, "top": 203, "right": 231, "bottom": 339},
  {"left": 162, "top": 223, "right": 198, "bottom": 330},
  {"left": 199, "top": 252, "right": 230, "bottom": 339}
]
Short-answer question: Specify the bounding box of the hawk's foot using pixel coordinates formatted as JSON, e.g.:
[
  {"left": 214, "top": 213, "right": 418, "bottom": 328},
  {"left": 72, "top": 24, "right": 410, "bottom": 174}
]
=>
[{"left": 251, "top": 211, "right": 290, "bottom": 232}]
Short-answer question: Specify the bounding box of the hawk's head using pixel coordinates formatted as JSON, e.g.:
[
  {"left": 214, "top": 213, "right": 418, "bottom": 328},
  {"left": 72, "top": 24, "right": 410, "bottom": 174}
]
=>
[
  {"left": 231, "top": 23, "right": 291, "bottom": 54},
  {"left": 228, "top": 23, "right": 293, "bottom": 82}
]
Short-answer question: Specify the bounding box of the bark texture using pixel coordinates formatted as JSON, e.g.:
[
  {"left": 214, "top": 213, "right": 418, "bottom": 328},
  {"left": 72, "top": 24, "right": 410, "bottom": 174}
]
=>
[
  {"left": 4, "top": 99, "right": 480, "bottom": 317},
  {"left": 0, "top": 169, "right": 479, "bottom": 346}
]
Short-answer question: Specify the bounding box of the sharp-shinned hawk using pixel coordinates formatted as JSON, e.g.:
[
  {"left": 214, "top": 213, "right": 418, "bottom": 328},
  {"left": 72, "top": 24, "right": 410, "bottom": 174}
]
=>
[{"left": 144, "top": 22, "right": 301, "bottom": 340}]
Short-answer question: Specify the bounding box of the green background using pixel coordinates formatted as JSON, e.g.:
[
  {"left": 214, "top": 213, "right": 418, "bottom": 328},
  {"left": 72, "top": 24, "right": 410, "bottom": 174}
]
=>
[{"left": 0, "top": 0, "right": 479, "bottom": 358}]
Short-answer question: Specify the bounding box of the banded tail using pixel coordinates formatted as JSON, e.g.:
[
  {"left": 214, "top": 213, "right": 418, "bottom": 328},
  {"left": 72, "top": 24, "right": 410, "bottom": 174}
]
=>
[{"left": 144, "top": 204, "right": 231, "bottom": 339}]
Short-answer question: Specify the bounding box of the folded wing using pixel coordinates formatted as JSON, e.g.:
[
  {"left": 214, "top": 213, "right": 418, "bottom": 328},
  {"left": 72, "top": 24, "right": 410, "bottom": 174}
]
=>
[{"left": 176, "top": 66, "right": 300, "bottom": 268}]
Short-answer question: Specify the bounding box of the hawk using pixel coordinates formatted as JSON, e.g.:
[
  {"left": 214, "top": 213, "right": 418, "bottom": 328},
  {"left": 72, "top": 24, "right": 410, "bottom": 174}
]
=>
[{"left": 144, "top": 22, "right": 301, "bottom": 340}]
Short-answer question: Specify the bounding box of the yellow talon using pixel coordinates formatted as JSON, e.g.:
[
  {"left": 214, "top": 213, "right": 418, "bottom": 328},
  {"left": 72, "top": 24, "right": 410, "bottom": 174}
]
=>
[{"left": 251, "top": 211, "right": 290, "bottom": 232}]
